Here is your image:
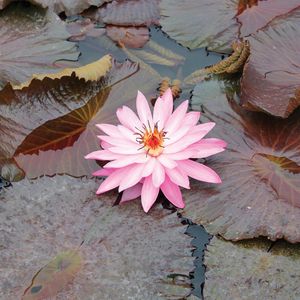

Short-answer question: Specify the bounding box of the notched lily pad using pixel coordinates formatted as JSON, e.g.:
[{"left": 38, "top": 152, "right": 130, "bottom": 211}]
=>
[
  {"left": 0, "top": 55, "right": 139, "bottom": 180},
  {"left": 0, "top": 3, "right": 79, "bottom": 87},
  {"left": 159, "top": 0, "right": 300, "bottom": 52},
  {"left": 240, "top": 8, "right": 300, "bottom": 118},
  {"left": 182, "top": 79, "right": 300, "bottom": 243},
  {"left": 0, "top": 176, "right": 194, "bottom": 299},
  {"left": 204, "top": 237, "right": 300, "bottom": 299}
]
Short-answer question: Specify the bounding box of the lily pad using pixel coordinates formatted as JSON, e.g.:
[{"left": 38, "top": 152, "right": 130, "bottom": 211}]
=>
[
  {"left": 0, "top": 56, "right": 139, "bottom": 181},
  {"left": 159, "top": 0, "right": 300, "bottom": 52},
  {"left": 0, "top": 176, "right": 194, "bottom": 299},
  {"left": 240, "top": 8, "right": 300, "bottom": 118},
  {"left": 0, "top": 3, "right": 79, "bottom": 87},
  {"left": 14, "top": 64, "right": 160, "bottom": 179},
  {"left": 204, "top": 237, "right": 300, "bottom": 299},
  {"left": 181, "top": 79, "right": 300, "bottom": 243}
]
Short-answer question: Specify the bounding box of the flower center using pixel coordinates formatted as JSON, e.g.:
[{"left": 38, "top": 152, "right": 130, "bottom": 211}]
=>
[{"left": 135, "top": 123, "right": 166, "bottom": 156}]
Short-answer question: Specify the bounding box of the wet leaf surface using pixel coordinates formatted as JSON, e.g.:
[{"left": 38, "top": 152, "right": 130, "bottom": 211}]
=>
[
  {"left": 240, "top": 8, "right": 300, "bottom": 117},
  {"left": 0, "top": 56, "right": 139, "bottom": 180},
  {"left": 23, "top": 250, "right": 82, "bottom": 300},
  {"left": 159, "top": 0, "right": 238, "bottom": 52},
  {"left": 159, "top": 0, "right": 300, "bottom": 52},
  {"left": 204, "top": 237, "right": 300, "bottom": 299},
  {"left": 0, "top": 176, "right": 194, "bottom": 299},
  {"left": 99, "top": 0, "right": 160, "bottom": 26},
  {"left": 0, "top": 3, "right": 79, "bottom": 87},
  {"left": 14, "top": 65, "right": 160, "bottom": 179},
  {"left": 181, "top": 79, "right": 300, "bottom": 243}
]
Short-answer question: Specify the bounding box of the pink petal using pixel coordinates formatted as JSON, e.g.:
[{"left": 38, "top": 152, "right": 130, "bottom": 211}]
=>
[
  {"left": 164, "top": 149, "right": 196, "bottom": 160},
  {"left": 100, "top": 141, "right": 112, "bottom": 149},
  {"left": 136, "top": 90, "right": 153, "bottom": 128},
  {"left": 165, "top": 167, "right": 190, "bottom": 189},
  {"left": 164, "top": 123, "right": 216, "bottom": 154},
  {"left": 157, "top": 154, "right": 177, "bottom": 169},
  {"left": 117, "top": 125, "right": 138, "bottom": 143},
  {"left": 188, "top": 138, "right": 227, "bottom": 158},
  {"left": 116, "top": 106, "right": 142, "bottom": 132},
  {"left": 109, "top": 146, "right": 144, "bottom": 155},
  {"left": 182, "top": 111, "right": 200, "bottom": 127},
  {"left": 164, "top": 100, "right": 188, "bottom": 134},
  {"left": 96, "top": 167, "right": 130, "bottom": 194},
  {"left": 164, "top": 125, "right": 191, "bottom": 146},
  {"left": 120, "top": 183, "right": 142, "bottom": 203},
  {"left": 99, "top": 135, "right": 138, "bottom": 148},
  {"left": 141, "top": 176, "right": 160, "bottom": 213},
  {"left": 153, "top": 88, "right": 173, "bottom": 130},
  {"left": 104, "top": 154, "right": 149, "bottom": 168},
  {"left": 119, "top": 163, "right": 145, "bottom": 192},
  {"left": 152, "top": 160, "right": 165, "bottom": 187},
  {"left": 92, "top": 168, "right": 114, "bottom": 177},
  {"left": 96, "top": 124, "right": 121, "bottom": 137},
  {"left": 142, "top": 157, "right": 156, "bottom": 177},
  {"left": 177, "top": 160, "right": 221, "bottom": 183},
  {"left": 85, "top": 150, "right": 121, "bottom": 161},
  {"left": 160, "top": 176, "right": 185, "bottom": 208}
]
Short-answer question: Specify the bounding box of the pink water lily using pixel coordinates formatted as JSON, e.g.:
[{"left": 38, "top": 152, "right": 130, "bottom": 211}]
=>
[{"left": 85, "top": 89, "right": 226, "bottom": 212}]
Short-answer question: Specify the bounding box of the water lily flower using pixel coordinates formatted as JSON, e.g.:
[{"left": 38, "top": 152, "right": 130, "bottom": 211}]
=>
[{"left": 85, "top": 89, "right": 226, "bottom": 212}]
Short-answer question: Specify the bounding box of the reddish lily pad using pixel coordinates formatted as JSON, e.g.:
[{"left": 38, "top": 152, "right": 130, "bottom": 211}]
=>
[
  {"left": 240, "top": 8, "right": 300, "bottom": 118},
  {"left": 159, "top": 0, "right": 300, "bottom": 52},
  {"left": 181, "top": 79, "right": 300, "bottom": 243},
  {"left": 13, "top": 65, "right": 160, "bottom": 179},
  {"left": 204, "top": 237, "right": 300, "bottom": 299},
  {"left": 0, "top": 3, "right": 79, "bottom": 87},
  {"left": 0, "top": 56, "right": 139, "bottom": 181},
  {"left": 0, "top": 176, "right": 194, "bottom": 299}
]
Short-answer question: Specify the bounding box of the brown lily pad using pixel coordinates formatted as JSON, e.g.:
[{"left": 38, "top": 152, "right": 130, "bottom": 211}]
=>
[
  {"left": 204, "top": 237, "right": 300, "bottom": 299},
  {"left": 159, "top": 0, "right": 300, "bottom": 52},
  {"left": 0, "top": 176, "right": 194, "bottom": 299},
  {"left": 240, "top": 8, "right": 300, "bottom": 118},
  {"left": 0, "top": 3, "right": 79, "bottom": 87},
  {"left": 181, "top": 79, "right": 300, "bottom": 243},
  {"left": 13, "top": 64, "right": 161, "bottom": 179},
  {"left": 0, "top": 56, "right": 139, "bottom": 181}
]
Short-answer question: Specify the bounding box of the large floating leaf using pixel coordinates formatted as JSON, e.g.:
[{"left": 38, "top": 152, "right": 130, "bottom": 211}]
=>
[
  {"left": 240, "top": 9, "right": 300, "bottom": 118},
  {"left": 0, "top": 55, "right": 140, "bottom": 180},
  {"left": 159, "top": 0, "right": 300, "bottom": 52},
  {"left": 204, "top": 237, "right": 300, "bottom": 299},
  {"left": 13, "top": 65, "right": 160, "bottom": 179},
  {"left": 0, "top": 3, "right": 79, "bottom": 87},
  {"left": 0, "top": 176, "right": 194, "bottom": 299},
  {"left": 23, "top": 250, "right": 82, "bottom": 300},
  {"left": 181, "top": 79, "right": 300, "bottom": 243}
]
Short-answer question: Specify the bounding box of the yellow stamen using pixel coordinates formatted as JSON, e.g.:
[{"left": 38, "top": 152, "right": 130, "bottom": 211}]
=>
[{"left": 135, "top": 123, "right": 166, "bottom": 156}]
